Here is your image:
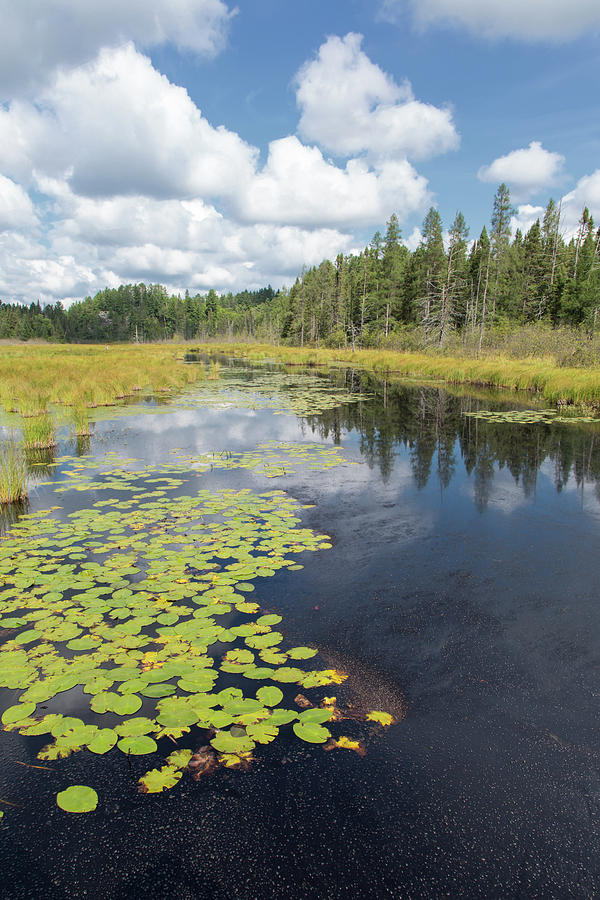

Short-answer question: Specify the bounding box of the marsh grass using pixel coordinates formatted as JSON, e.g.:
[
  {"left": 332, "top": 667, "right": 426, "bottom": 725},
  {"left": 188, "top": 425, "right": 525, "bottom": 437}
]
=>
[
  {"left": 192, "top": 341, "right": 600, "bottom": 411},
  {"left": 71, "top": 404, "right": 91, "bottom": 436},
  {"left": 0, "top": 344, "right": 206, "bottom": 422},
  {"left": 0, "top": 438, "right": 28, "bottom": 504},
  {"left": 21, "top": 414, "right": 56, "bottom": 449}
]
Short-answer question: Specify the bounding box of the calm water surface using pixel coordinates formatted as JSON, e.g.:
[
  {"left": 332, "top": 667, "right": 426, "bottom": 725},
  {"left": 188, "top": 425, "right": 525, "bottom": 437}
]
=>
[{"left": 2, "top": 361, "right": 600, "bottom": 899}]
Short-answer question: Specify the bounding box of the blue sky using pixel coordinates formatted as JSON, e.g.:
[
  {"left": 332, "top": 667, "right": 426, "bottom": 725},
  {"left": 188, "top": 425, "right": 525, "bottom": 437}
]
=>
[{"left": 0, "top": 0, "right": 599, "bottom": 305}]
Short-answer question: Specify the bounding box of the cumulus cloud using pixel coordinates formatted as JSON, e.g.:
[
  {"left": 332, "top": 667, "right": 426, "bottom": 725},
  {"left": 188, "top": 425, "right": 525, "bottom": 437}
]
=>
[
  {"left": 0, "top": 175, "right": 38, "bottom": 232},
  {"left": 296, "top": 33, "right": 458, "bottom": 160},
  {"left": 235, "top": 136, "right": 429, "bottom": 227},
  {"left": 0, "top": 0, "right": 235, "bottom": 98},
  {"left": 0, "top": 41, "right": 439, "bottom": 304},
  {"left": 381, "top": 0, "right": 600, "bottom": 41},
  {"left": 560, "top": 170, "right": 600, "bottom": 236},
  {"left": 0, "top": 44, "right": 257, "bottom": 200},
  {"left": 0, "top": 231, "right": 102, "bottom": 305},
  {"left": 510, "top": 171, "right": 600, "bottom": 240},
  {"left": 0, "top": 175, "right": 356, "bottom": 303},
  {"left": 402, "top": 226, "right": 423, "bottom": 252},
  {"left": 510, "top": 204, "right": 545, "bottom": 236},
  {"left": 478, "top": 142, "right": 565, "bottom": 200}
]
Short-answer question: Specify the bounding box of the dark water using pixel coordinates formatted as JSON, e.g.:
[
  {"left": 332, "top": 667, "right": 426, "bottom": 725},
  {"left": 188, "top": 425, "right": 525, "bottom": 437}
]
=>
[{"left": 3, "top": 364, "right": 600, "bottom": 899}]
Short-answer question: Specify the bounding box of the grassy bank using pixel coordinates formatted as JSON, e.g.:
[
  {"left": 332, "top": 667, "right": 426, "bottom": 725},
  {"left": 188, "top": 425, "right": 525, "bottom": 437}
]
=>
[
  {"left": 0, "top": 344, "right": 206, "bottom": 414},
  {"left": 192, "top": 342, "right": 600, "bottom": 410},
  {"left": 0, "top": 344, "right": 208, "bottom": 504}
]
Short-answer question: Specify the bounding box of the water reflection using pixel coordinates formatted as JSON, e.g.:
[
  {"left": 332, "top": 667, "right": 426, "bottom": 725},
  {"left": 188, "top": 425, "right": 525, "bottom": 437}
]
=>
[{"left": 302, "top": 371, "right": 600, "bottom": 510}]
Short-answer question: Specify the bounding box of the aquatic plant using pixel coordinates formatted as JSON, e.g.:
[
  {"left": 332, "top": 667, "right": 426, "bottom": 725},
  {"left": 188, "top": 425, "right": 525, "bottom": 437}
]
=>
[
  {"left": 0, "top": 344, "right": 207, "bottom": 423},
  {"left": 0, "top": 445, "right": 393, "bottom": 813},
  {"left": 71, "top": 404, "right": 91, "bottom": 437},
  {"left": 21, "top": 414, "right": 56, "bottom": 449},
  {"left": 190, "top": 342, "right": 600, "bottom": 413},
  {"left": 0, "top": 439, "right": 28, "bottom": 504}
]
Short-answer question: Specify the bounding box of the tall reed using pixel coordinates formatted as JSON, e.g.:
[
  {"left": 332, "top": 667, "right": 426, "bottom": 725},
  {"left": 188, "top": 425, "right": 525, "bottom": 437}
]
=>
[
  {"left": 0, "top": 438, "right": 28, "bottom": 504},
  {"left": 21, "top": 415, "right": 56, "bottom": 449}
]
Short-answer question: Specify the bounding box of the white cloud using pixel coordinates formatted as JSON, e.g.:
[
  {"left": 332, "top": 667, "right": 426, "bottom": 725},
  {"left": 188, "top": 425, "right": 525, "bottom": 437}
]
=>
[
  {"left": 0, "top": 0, "right": 235, "bottom": 98},
  {"left": 381, "top": 0, "right": 600, "bottom": 41},
  {"left": 0, "top": 231, "right": 101, "bottom": 304},
  {"left": 295, "top": 33, "right": 458, "bottom": 160},
  {"left": 0, "top": 44, "right": 428, "bottom": 231},
  {"left": 510, "top": 204, "right": 545, "bottom": 236},
  {"left": 0, "top": 41, "right": 436, "bottom": 304},
  {"left": 510, "top": 170, "right": 600, "bottom": 240},
  {"left": 478, "top": 142, "right": 565, "bottom": 200},
  {"left": 235, "top": 136, "right": 430, "bottom": 227},
  {"left": 0, "top": 44, "right": 257, "bottom": 200},
  {"left": 403, "top": 226, "right": 423, "bottom": 252},
  {"left": 560, "top": 170, "right": 600, "bottom": 236},
  {"left": 0, "top": 175, "right": 356, "bottom": 303},
  {"left": 0, "top": 175, "right": 38, "bottom": 231}
]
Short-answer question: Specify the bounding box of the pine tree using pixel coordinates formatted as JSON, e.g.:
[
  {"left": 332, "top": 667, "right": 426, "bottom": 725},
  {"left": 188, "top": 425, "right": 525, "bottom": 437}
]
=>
[
  {"left": 381, "top": 214, "right": 405, "bottom": 337},
  {"left": 489, "top": 183, "right": 515, "bottom": 318},
  {"left": 418, "top": 207, "right": 446, "bottom": 337},
  {"left": 437, "top": 210, "right": 469, "bottom": 347}
]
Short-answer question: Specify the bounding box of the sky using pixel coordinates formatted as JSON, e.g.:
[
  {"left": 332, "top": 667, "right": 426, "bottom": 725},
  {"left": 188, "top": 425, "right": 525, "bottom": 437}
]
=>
[{"left": 0, "top": 0, "right": 599, "bottom": 306}]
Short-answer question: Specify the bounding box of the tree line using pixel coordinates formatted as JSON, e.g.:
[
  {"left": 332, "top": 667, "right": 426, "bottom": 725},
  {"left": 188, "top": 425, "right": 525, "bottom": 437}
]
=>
[{"left": 1, "top": 184, "right": 599, "bottom": 347}]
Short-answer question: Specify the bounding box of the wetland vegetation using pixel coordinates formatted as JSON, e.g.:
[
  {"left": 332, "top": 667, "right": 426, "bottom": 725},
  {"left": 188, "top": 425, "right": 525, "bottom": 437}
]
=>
[{"left": 2, "top": 349, "right": 600, "bottom": 897}]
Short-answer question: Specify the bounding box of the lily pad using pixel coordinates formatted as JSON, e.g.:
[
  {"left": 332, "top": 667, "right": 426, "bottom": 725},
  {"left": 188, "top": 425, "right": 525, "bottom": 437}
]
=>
[
  {"left": 56, "top": 785, "right": 98, "bottom": 813},
  {"left": 256, "top": 686, "right": 283, "bottom": 707},
  {"left": 2, "top": 702, "right": 36, "bottom": 725},
  {"left": 293, "top": 721, "right": 331, "bottom": 744},
  {"left": 117, "top": 735, "right": 158, "bottom": 755}
]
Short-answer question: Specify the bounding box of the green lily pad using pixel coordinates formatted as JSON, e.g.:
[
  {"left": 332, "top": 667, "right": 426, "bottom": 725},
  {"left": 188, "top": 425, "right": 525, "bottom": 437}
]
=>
[
  {"left": 87, "top": 729, "right": 118, "bottom": 755},
  {"left": 139, "top": 683, "right": 175, "bottom": 698},
  {"left": 56, "top": 785, "right": 98, "bottom": 813},
  {"left": 210, "top": 731, "right": 255, "bottom": 754},
  {"left": 2, "top": 702, "right": 36, "bottom": 725},
  {"left": 298, "top": 708, "right": 333, "bottom": 724},
  {"left": 138, "top": 765, "right": 181, "bottom": 793},
  {"left": 256, "top": 686, "right": 283, "bottom": 707},
  {"left": 293, "top": 721, "right": 331, "bottom": 743},
  {"left": 117, "top": 735, "right": 157, "bottom": 755}
]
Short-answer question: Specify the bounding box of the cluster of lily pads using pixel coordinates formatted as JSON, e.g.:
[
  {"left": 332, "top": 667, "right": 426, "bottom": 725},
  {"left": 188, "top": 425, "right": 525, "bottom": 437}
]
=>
[
  {"left": 0, "top": 446, "right": 392, "bottom": 815},
  {"left": 173, "top": 441, "right": 358, "bottom": 479},
  {"left": 177, "top": 367, "right": 367, "bottom": 416},
  {"left": 33, "top": 441, "right": 357, "bottom": 495},
  {"left": 465, "top": 408, "right": 600, "bottom": 425},
  {"left": 56, "top": 368, "right": 368, "bottom": 427}
]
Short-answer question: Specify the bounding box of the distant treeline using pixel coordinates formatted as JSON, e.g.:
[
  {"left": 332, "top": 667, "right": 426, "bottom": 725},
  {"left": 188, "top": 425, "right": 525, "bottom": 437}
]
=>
[
  {"left": 0, "top": 285, "right": 280, "bottom": 343},
  {"left": 1, "top": 184, "right": 599, "bottom": 348}
]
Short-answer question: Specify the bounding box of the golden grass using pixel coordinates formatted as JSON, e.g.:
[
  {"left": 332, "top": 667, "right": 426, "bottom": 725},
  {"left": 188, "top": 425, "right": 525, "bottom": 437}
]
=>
[{"left": 0, "top": 344, "right": 205, "bottom": 414}]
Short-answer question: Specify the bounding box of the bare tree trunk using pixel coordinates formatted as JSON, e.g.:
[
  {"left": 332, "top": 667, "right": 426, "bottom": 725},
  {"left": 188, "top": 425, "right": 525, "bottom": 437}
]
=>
[
  {"left": 551, "top": 200, "right": 561, "bottom": 286},
  {"left": 478, "top": 247, "right": 492, "bottom": 357},
  {"left": 360, "top": 257, "right": 367, "bottom": 349},
  {"left": 439, "top": 239, "right": 455, "bottom": 348}
]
